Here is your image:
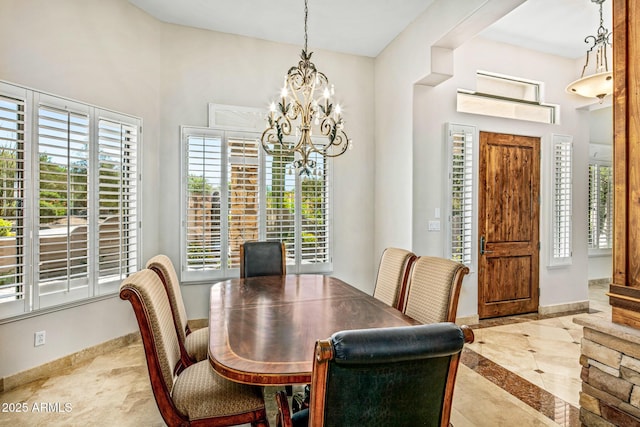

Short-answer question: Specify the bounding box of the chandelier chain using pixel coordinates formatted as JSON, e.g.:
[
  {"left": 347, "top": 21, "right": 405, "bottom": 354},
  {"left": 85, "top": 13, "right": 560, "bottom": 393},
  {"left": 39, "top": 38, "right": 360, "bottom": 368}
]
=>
[
  {"left": 599, "top": 1, "right": 604, "bottom": 29},
  {"left": 304, "top": 0, "right": 308, "bottom": 53}
]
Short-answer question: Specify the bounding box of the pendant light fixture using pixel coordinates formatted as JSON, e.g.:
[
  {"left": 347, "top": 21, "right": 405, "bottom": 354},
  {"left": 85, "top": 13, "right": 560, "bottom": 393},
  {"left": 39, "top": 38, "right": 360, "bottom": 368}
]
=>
[
  {"left": 566, "top": 0, "right": 612, "bottom": 102},
  {"left": 261, "top": 0, "right": 351, "bottom": 176}
]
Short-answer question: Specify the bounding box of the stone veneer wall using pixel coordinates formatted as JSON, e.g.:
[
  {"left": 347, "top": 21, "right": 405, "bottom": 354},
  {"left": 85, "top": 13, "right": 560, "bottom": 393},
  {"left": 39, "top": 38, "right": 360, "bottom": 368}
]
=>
[{"left": 574, "top": 315, "right": 640, "bottom": 426}]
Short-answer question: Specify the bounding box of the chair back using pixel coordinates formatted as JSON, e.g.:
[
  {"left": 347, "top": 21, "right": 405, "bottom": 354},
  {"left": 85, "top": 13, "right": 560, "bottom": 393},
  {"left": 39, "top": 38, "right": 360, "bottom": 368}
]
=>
[
  {"left": 146, "top": 254, "right": 189, "bottom": 344},
  {"left": 240, "top": 240, "right": 286, "bottom": 278},
  {"left": 402, "top": 256, "right": 469, "bottom": 324},
  {"left": 119, "top": 269, "right": 181, "bottom": 415},
  {"left": 373, "top": 247, "right": 416, "bottom": 308},
  {"left": 308, "top": 323, "right": 473, "bottom": 427}
]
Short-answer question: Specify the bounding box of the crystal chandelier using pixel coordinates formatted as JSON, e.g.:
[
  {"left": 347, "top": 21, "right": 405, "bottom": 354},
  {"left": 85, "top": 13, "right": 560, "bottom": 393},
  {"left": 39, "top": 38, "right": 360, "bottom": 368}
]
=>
[
  {"left": 566, "top": 0, "right": 612, "bottom": 102},
  {"left": 261, "top": 0, "right": 351, "bottom": 176}
]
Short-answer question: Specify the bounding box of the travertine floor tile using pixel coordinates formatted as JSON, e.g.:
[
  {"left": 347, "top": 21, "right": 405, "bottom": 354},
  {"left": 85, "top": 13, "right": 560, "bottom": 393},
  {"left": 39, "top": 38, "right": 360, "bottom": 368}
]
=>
[{"left": 0, "top": 283, "right": 609, "bottom": 426}]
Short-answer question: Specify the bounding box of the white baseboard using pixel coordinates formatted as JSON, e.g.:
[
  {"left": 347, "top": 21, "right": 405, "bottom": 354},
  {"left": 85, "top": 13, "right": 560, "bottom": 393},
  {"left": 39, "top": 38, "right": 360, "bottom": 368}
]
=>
[
  {"left": 456, "top": 315, "right": 480, "bottom": 326},
  {"left": 538, "top": 300, "right": 589, "bottom": 315}
]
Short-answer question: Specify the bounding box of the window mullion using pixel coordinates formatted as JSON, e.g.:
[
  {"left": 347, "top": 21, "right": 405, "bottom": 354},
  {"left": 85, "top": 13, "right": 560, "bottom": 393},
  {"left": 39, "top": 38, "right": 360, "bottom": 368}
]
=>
[{"left": 294, "top": 158, "right": 302, "bottom": 271}]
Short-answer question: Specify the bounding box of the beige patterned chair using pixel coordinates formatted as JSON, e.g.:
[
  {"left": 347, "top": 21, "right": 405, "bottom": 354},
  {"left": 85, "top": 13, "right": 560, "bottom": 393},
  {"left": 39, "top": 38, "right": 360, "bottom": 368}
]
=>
[
  {"left": 119, "top": 269, "right": 269, "bottom": 427},
  {"left": 401, "top": 256, "right": 469, "bottom": 324},
  {"left": 372, "top": 247, "right": 417, "bottom": 309},
  {"left": 146, "top": 254, "right": 208, "bottom": 370}
]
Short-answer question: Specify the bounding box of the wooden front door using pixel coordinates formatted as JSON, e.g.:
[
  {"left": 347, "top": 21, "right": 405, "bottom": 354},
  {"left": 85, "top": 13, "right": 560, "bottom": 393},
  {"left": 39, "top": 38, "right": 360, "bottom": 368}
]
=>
[{"left": 478, "top": 132, "right": 540, "bottom": 319}]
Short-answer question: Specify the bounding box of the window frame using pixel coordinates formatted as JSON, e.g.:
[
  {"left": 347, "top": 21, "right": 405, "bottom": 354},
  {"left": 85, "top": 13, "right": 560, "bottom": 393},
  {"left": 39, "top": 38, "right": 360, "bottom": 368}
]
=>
[
  {"left": 588, "top": 159, "right": 613, "bottom": 255},
  {"left": 0, "top": 81, "right": 141, "bottom": 320},
  {"left": 180, "top": 125, "right": 333, "bottom": 283},
  {"left": 549, "top": 134, "right": 573, "bottom": 267},
  {"left": 445, "top": 123, "right": 477, "bottom": 270}
]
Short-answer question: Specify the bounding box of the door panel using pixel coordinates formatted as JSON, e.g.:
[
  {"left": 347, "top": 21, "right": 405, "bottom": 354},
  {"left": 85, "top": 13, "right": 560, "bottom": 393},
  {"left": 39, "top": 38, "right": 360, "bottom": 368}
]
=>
[
  {"left": 478, "top": 132, "right": 540, "bottom": 319},
  {"left": 485, "top": 256, "right": 532, "bottom": 303}
]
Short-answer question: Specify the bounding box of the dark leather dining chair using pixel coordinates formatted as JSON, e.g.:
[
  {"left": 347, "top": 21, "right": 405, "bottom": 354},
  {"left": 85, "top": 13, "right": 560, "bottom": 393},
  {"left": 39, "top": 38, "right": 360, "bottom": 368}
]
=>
[
  {"left": 275, "top": 322, "right": 474, "bottom": 427},
  {"left": 120, "top": 269, "right": 269, "bottom": 427},
  {"left": 240, "top": 240, "right": 286, "bottom": 278}
]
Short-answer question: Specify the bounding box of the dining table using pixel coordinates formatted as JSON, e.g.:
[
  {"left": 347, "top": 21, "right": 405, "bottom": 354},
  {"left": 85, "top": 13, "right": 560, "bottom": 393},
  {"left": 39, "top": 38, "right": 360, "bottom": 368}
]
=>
[{"left": 208, "top": 274, "right": 419, "bottom": 386}]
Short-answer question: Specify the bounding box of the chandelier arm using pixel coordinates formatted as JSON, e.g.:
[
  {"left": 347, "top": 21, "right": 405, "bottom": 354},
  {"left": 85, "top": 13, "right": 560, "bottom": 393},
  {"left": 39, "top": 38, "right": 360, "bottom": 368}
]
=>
[
  {"left": 316, "top": 133, "right": 350, "bottom": 158},
  {"left": 581, "top": 50, "right": 592, "bottom": 78},
  {"left": 313, "top": 119, "right": 349, "bottom": 156},
  {"left": 260, "top": 130, "right": 297, "bottom": 156}
]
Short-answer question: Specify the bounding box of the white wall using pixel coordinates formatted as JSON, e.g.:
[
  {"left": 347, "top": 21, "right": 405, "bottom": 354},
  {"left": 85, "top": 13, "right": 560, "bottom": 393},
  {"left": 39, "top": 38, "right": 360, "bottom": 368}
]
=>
[
  {"left": 0, "top": 0, "right": 162, "bottom": 378},
  {"left": 372, "top": 0, "right": 591, "bottom": 319},
  {"left": 412, "top": 36, "right": 592, "bottom": 318},
  {"left": 0, "top": 0, "right": 375, "bottom": 377},
  {"left": 157, "top": 24, "right": 375, "bottom": 316},
  {"left": 372, "top": 0, "right": 522, "bottom": 264}
]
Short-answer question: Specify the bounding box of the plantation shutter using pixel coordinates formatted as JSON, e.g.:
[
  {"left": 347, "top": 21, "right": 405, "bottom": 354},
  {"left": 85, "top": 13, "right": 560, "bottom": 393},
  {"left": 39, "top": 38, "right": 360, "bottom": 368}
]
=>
[
  {"left": 448, "top": 124, "right": 473, "bottom": 266},
  {"left": 96, "top": 117, "right": 138, "bottom": 288},
  {"left": 184, "top": 131, "right": 224, "bottom": 275},
  {"left": 551, "top": 135, "right": 572, "bottom": 264},
  {"left": 181, "top": 125, "right": 333, "bottom": 281},
  {"left": 37, "top": 104, "right": 90, "bottom": 301},
  {"left": 588, "top": 165, "right": 597, "bottom": 248},
  {"left": 265, "top": 148, "right": 295, "bottom": 265},
  {"left": 227, "top": 135, "right": 260, "bottom": 268},
  {"left": 0, "top": 82, "right": 142, "bottom": 318},
  {"left": 0, "top": 94, "right": 25, "bottom": 308},
  {"left": 600, "top": 165, "right": 613, "bottom": 249},
  {"left": 588, "top": 162, "right": 613, "bottom": 250},
  {"left": 299, "top": 152, "right": 330, "bottom": 265}
]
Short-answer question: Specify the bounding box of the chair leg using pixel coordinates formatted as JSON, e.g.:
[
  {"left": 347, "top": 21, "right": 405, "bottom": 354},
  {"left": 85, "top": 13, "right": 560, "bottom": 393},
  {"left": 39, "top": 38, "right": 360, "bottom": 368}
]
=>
[{"left": 275, "top": 390, "right": 291, "bottom": 427}]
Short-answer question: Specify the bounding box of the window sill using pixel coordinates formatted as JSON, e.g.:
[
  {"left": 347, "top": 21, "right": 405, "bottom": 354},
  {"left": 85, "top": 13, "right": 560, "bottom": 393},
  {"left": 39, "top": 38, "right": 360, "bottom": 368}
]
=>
[
  {"left": 588, "top": 250, "right": 612, "bottom": 258},
  {"left": 0, "top": 293, "right": 119, "bottom": 325}
]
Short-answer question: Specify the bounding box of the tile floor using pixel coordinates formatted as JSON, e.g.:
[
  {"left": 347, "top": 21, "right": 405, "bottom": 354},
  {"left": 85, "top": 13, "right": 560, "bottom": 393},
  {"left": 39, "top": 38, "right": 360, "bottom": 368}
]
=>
[{"left": 0, "top": 282, "right": 611, "bottom": 426}]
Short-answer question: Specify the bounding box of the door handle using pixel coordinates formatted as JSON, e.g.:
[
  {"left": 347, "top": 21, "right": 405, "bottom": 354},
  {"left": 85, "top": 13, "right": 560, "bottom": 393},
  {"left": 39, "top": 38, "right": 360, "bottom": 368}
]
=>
[{"left": 480, "top": 236, "right": 493, "bottom": 255}]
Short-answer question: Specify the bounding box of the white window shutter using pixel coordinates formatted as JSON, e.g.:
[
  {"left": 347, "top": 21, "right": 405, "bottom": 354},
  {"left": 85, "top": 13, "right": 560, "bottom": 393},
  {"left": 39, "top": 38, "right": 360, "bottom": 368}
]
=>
[
  {"left": 447, "top": 124, "right": 474, "bottom": 266},
  {"left": 551, "top": 135, "right": 573, "bottom": 265}
]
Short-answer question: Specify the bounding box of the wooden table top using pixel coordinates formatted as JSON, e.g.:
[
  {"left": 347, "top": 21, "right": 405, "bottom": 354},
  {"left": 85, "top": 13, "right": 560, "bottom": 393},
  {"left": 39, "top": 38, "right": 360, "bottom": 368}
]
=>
[{"left": 208, "top": 274, "right": 419, "bottom": 386}]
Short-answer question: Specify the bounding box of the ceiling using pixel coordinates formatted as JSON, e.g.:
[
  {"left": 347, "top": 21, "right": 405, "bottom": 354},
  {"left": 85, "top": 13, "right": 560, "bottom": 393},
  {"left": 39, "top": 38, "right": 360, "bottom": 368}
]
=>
[{"left": 128, "top": 0, "right": 612, "bottom": 59}]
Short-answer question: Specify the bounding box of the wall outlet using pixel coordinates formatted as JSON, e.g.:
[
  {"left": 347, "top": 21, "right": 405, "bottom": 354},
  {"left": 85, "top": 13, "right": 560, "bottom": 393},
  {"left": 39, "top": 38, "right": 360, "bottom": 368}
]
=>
[{"left": 34, "top": 330, "right": 46, "bottom": 347}]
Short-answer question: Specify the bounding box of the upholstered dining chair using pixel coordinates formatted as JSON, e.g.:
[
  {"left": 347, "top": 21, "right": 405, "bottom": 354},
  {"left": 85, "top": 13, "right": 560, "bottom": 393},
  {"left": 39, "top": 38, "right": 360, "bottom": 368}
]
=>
[
  {"left": 120, "top": 269, "right": 269, "bottom": 427},
  {"left": 275, "top": 323, "right": 474, "bottom": 427},
  {"left": 146, "top": 254, "right": 208, "bottom": 370},
  {"left": 401, "top": 256, "right": 469, "bottom": 324},
  {"left": 372, "top": 247, "right": 417, "bottom": 309},
  {"left": 240, "top": 240, "right": 286, "bottom": 278}
]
